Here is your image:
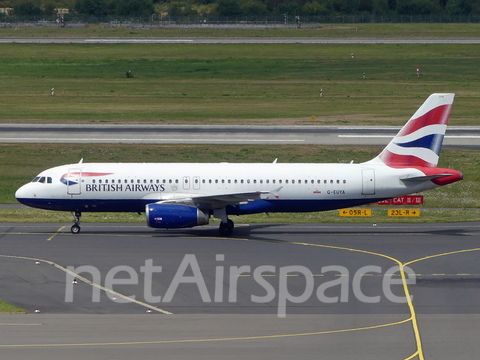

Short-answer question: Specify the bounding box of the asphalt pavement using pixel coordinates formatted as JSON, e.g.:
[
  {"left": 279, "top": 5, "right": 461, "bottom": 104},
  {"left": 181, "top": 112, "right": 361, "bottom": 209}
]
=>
[{"left": 0, "top": 222, "right": 479, "bottom": 359}]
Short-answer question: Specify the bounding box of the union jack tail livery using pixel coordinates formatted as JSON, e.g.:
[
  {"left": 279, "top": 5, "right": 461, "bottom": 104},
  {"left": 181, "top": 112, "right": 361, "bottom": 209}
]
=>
[{"left": 370, "top": 93, "right": 454, "bottom": 168}]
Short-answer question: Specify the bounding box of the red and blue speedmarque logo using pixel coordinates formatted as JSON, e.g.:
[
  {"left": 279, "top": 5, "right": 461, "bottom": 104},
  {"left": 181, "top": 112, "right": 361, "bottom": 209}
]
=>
[{"left": 60, "top": 172, "right": 114, "bottom": 186}]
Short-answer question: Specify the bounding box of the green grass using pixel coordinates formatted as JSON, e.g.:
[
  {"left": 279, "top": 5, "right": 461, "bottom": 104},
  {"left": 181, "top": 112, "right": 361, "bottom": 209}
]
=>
[
  {"left": 0, "top": 300, "right": 28, "bottom": 314},
  {"left": 0, "top": 42, "right": 479, "bottom": 124},
  {"left": 1, "top": 23, "right": 480, "bottom": 38},
  {"left": 1, "top": 207, "right": 479, "bottom": 224}
]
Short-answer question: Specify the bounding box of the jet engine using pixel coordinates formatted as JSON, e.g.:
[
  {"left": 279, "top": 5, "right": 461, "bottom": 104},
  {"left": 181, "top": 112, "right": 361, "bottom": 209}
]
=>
[{"left": 146, "top": 204, "right": 209, "bottom": 229}]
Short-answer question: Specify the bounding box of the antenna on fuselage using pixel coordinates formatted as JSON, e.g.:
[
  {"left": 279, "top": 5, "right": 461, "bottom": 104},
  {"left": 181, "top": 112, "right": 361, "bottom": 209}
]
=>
[
  {"left": 273, "top": 158, "right": 278, "bottom": 164},
  {"left": 78, "top": 158, "right": 83, "bottom": 164}
]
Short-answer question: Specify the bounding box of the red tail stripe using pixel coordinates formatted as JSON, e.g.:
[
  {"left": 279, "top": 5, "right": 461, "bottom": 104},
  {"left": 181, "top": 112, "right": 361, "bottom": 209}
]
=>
[
  {"left": 398, "top": 104, "right": 452, "bottom": 137},
  {"left": 379, "top": 150, "right": 434, "bottom": 168}
]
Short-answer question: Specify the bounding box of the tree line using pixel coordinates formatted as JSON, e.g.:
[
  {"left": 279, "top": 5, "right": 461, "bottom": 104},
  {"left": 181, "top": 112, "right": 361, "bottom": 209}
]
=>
[{"left": 2, "top": 0, "right": 479, "bottom": 18}]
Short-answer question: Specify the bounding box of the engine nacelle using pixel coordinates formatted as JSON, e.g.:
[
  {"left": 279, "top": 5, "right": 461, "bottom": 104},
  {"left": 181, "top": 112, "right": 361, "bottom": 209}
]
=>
[{"left": 146, "top": 203, "right": 209, "bottom": 229}]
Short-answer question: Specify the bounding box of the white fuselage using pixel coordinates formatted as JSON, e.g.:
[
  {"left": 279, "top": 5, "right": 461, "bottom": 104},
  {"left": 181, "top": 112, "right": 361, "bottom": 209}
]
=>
[{"left": 15, "top": 162, "right": 435, "bottom": 215}]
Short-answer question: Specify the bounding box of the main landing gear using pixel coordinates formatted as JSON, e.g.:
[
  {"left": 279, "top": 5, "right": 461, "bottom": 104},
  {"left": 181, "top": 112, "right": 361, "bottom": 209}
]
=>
[
  {"left": 214, "top": 208, "right": 234, "bottom": 237},
  {"left": 219, "top": 219, "right": 234, "bottom": 237},
  {"left": 71, "top": 211, "right": 81, "bottom": 234}
]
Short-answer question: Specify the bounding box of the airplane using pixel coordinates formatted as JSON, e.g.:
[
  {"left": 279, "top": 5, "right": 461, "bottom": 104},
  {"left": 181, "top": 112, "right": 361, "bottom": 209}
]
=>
[{"left": 15, "top": 93, "right": 463, "bottom": 236}]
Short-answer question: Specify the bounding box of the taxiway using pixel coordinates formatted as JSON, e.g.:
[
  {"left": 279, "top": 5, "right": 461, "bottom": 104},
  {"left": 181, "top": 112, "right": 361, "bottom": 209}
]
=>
[{"left": 0, "top": 222, "right": 479, "bottom": 359}]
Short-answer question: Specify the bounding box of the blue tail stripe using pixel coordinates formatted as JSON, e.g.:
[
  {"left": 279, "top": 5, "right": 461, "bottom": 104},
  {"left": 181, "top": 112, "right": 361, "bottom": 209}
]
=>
[{"left": 394, "top": 134, "right": 444, "bottom": 155}]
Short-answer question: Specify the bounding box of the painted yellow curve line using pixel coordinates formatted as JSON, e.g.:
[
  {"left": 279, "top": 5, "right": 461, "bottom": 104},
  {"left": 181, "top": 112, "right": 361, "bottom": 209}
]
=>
[
  {"left": 0, "top": 317, "right": 412, "bottom": 348},
  {"left": 289, "top": 241, "right": 424, "bottom": 360},
  {"left": 405, "top": 248, "right": 480, "bottom": 266}
]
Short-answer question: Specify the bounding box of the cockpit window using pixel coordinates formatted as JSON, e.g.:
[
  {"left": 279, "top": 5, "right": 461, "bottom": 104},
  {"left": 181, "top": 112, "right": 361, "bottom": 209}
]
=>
[
  {"left": 32, "top": 177, "right": 40, "bottom": 182},
  {"left": 47, "top": 177, "right": 52, "bottom": 184},
  {"left": 38, "top": 177, "right": 46, "bottom": 183}
]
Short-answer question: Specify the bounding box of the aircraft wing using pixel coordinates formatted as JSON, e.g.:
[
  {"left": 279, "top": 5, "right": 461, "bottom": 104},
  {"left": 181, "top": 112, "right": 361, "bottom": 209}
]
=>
[{"left": 157, "top": 190, "right": 275, "bottom": 210}]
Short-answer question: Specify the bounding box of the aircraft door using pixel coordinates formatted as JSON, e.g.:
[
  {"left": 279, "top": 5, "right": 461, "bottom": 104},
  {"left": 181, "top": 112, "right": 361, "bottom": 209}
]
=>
[
  {"left": 67, "top": 168, "right": 82, "bottom": 195},
  {"left": 193, "top": 176, "right": 200, "bottom": 190},
  {"left": 361, "top": 169, "right": 375, "bottom": 195},
  {"left": 183, "top": 176, "right": 190, "bottom": 190}
]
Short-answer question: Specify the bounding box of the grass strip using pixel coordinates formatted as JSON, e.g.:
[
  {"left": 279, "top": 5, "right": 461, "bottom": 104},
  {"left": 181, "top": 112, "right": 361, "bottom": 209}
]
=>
[
  {"left": 1, "top": 43, "right": 479, "bottom": 124},
  {"left": 1, "top": 23, "right": 480, "bottom": 38},
  {"left": 0, "top": 300, "right": 28, "bottom": 314}
]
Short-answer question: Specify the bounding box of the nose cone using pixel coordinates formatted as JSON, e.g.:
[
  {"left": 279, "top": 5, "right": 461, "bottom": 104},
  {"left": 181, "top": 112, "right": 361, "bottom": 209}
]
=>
[{"left": 15, "top": 184, "right": 30, "bottom": 204}]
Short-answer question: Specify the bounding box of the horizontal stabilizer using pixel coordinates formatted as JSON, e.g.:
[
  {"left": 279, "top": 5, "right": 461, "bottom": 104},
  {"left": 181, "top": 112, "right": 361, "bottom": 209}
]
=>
[{"left": 400, "top": 174, "right": 454, "bottom": 182}]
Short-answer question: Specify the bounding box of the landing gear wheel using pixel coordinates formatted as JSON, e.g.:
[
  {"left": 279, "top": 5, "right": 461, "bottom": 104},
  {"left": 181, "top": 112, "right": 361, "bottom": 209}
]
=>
[
  {"left": 71, "top": 211, "right": 82, "bottom": 234},
  {"left": 219, "top": 219, "right": 234, "bottom": 237}
]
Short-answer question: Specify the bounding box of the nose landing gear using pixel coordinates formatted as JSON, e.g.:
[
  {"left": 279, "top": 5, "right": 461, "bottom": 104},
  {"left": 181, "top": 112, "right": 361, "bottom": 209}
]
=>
[{"left": 71, "top": 211, "right": 81, "bottom": 234}]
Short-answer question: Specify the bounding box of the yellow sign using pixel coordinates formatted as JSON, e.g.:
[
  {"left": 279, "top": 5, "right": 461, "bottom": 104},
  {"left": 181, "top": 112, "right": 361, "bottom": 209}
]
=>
[
  {"left": 339, "top": 209, "right": 372, "bottom": 217},
  {"left": 388, "top": 209, "right": 421, "bottom": 217}
]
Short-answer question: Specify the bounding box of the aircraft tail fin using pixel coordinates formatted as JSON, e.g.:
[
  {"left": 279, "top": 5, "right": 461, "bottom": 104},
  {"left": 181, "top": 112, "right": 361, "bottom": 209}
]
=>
[{"left": 366, "top": 93, "right": 455, "bottom": 168}]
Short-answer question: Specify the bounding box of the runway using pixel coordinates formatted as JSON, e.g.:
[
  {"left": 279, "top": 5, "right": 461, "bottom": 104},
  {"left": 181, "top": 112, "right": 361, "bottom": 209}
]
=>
[
  {"left": 1, "top": 37, "right": 480, "bottom": 44},
  {"left": 0, "top": 222, "right": 479, "bottom": 359},
  {"left": 1, "top": 124, "right": 479, "bottom": 148}
]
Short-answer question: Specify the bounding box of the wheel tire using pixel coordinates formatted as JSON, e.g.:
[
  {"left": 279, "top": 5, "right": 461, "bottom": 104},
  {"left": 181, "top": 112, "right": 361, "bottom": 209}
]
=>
[
  {"left": 71, "top": 224, "right": 81, "bottom": 234},
  {"left": 219, "top": 219, "right": 234, "bottom": 237}
]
